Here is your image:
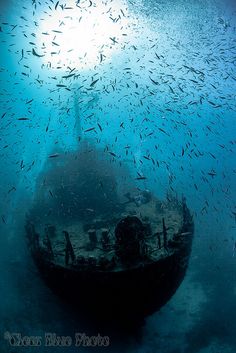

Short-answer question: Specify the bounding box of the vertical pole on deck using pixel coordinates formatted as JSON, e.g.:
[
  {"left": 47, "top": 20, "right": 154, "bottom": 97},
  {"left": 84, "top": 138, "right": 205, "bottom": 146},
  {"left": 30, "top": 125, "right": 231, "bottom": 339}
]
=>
[
  {"left": 63, "top": 231, "right": 75, "bottom": 265},
  {"left": 162, "top": 218, "right": 168, "bottom": 249}
]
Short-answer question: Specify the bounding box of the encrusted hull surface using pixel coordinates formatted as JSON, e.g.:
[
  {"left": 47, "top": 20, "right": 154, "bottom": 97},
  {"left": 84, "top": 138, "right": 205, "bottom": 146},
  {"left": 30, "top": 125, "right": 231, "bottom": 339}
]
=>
[{"left": 32, "top": 231, "right": 193, "bottom": 322}]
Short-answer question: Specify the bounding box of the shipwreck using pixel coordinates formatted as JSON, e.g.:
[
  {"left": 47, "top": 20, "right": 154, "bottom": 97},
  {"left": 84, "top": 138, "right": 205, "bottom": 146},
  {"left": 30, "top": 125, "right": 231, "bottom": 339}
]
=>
[{"left": 25, "top": 139, "right": 194, "bottom": 323}]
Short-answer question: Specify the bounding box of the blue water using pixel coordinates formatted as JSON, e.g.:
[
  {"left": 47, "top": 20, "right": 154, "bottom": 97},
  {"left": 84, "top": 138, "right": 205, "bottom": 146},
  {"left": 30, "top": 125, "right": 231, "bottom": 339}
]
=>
[{"left": 0, "top": 0, "right": 235, "bottom": 352}]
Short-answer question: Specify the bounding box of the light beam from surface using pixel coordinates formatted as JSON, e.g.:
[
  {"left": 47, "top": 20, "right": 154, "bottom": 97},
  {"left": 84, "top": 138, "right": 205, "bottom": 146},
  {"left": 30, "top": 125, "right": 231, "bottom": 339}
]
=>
[{"left": 36, "top": 0, "right": 135, "bottom": 71}]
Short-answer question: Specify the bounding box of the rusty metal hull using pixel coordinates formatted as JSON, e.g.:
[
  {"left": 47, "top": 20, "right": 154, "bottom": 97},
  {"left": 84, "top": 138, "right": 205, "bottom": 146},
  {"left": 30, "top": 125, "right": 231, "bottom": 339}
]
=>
[{"left": 31, "top": 231, "right": 193, "bottom": 323}]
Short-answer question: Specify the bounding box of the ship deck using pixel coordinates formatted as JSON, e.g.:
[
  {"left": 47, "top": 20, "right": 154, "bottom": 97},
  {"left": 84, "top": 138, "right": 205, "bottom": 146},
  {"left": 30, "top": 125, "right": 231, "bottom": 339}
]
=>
[{"left": 33, "top": 195, "right": 186, "bottom": 270}]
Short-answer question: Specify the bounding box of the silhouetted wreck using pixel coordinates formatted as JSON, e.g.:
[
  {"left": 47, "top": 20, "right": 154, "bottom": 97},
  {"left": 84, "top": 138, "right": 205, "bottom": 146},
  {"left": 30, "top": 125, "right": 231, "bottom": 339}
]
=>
[{"left": 25, "top": 140, "right": 194, "bottom": 323}]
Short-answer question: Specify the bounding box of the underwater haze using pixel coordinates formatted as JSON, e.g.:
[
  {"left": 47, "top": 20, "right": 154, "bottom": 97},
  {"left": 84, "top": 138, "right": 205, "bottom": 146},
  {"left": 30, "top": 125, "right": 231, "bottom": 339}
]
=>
[{"left": 0, "top": 0, "right": 236, "bottom": 352}]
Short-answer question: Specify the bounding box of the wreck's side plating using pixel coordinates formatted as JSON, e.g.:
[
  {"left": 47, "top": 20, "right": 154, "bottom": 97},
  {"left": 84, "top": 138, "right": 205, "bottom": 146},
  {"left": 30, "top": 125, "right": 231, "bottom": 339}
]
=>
[{"left": 25, "top": 193, "right": 194, "bottom": 321}]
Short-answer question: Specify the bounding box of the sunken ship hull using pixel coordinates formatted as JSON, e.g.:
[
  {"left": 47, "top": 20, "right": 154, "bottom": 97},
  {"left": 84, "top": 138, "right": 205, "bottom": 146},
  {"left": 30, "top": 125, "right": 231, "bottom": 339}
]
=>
[
  {"left": 26, "top": 207, "right": 194, "bottom": 322},
  {"left": 25, "top": 142, "right": 194, "bottom": 323},
  {"left": 34, "top": 236, "right": 192, "bottom": 320}
]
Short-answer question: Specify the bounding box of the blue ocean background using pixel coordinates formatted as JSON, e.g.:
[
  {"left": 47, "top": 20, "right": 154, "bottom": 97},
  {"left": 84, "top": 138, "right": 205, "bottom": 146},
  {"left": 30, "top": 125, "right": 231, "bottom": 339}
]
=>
[{"left": 0, "top": 0, "right": 235, "bottom": 352}]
